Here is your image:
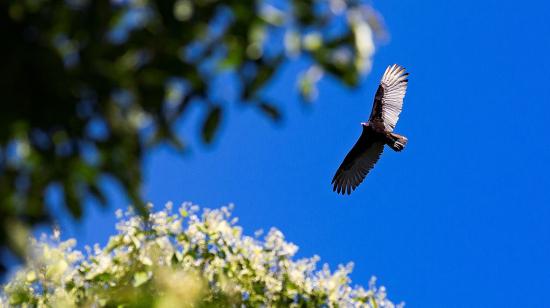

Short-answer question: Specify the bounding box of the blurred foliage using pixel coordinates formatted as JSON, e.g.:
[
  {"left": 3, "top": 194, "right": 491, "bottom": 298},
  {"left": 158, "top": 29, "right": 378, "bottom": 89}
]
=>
[
  {"left": 0, "top": 0, "right": 385, "bottom": 271},
  {"left": 1, "top": 203, "right": 402, "bottom": 307}
]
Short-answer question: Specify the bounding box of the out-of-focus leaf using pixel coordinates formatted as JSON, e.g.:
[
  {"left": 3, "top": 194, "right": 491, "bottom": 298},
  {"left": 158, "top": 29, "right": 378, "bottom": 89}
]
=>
[
  {"left": 257, "top": 102, "right": 282, "bottom": 122},
  {"left": 4, "top": 220, "right": 29, "bottom": 259},
  {"left": 201, "top": 106, "right": 222, "bottom": 144},
  {"left": 298, "top": 65, "right": 324, "bottom": 103},
  {"left": 133, "top": 271, "right": 150, "bottom": 287},
  {"left": 63, "top": 183, "right": 82, "bottom": 219},
  {"left": 219, "top": 38, "right": 244, "bottom": 70},
  {"left": 243, "top": 55, "right": 284, "bottom": 100},
  {"left": 292, "top": 0, "right": 315, "bottom": 25},
  {"left": 88, "top": 183, "right": 107, "bottom": 207},
  {"left": 168, "top": 134, "right": 185, "bottom": 151}
]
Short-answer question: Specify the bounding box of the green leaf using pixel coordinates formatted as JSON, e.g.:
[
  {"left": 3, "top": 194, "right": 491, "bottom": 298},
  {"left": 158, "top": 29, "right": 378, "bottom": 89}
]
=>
[
  {"left": 243, "top": 55, "right": 284, "bottom": 100},
  {"left": 64, "top": 182, "right": 82, "bottom": 219},
  {"left": 133, "top": 271, "right": 150, "bottom": 287},
  {"left": 179, "top": 208, "right": 188, "bottom": 217},
  {"left": 88, "top": 183, "right": 107, "bottom": 207},
  {"left": 257, "top": 102, "right": 282, "bottom": 122},
  {"left": 201, "top": 106, "right": 222, "bottom": 144}
]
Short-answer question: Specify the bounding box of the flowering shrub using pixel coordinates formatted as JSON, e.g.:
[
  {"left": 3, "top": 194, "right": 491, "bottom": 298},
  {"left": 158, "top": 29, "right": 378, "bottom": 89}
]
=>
[{"left": 1, "top": 203, "right": 402, "bottom": 307}]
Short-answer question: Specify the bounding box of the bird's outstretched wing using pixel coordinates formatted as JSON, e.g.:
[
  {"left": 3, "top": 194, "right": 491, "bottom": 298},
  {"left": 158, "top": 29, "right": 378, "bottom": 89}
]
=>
[
  {"left": 332, "top": 128, "right": 384, "bottom": 195},
  {"left": 369, "top": 64, "right": 409, "bottom": 132}
]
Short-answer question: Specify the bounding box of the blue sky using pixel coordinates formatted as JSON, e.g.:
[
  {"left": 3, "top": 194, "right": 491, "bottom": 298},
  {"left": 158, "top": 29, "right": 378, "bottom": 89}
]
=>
[{"left": 48, "top": 0, "right": 550, "bottom": 307}]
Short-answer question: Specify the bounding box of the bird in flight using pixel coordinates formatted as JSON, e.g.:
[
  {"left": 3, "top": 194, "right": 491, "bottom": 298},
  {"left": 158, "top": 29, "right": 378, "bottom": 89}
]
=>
[{"left": 332, "top": 64, "right": 409, "bottom": 195}]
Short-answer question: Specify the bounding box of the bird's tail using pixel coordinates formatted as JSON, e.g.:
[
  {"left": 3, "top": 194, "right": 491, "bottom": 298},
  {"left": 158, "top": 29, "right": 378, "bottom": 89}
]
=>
[{"left": 387, "top": 133, "right": 408, "bottom": 152}]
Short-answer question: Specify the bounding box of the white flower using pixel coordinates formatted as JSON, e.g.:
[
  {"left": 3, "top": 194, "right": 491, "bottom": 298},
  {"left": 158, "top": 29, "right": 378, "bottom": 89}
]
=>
[
  {"left": 1, "top": 204, "right": 400, "bottom": 307},
  {"left": 348, "top": 9, "right": 375, "bottom": 73},
  {"left": 115, "top": 208, "right": 123, "bottom": 219}
]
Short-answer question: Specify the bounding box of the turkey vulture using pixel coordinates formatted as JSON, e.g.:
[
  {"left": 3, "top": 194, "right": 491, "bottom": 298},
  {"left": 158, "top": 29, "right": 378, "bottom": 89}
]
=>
[{"left": 332, "top": 64, "right": 409, "bottom": 195}]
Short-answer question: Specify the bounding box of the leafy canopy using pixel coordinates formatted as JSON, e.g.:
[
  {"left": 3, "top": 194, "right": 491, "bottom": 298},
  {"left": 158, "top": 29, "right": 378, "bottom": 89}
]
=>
[
  {"left": 0, "top": 0, "right": 384, "bottom": 269},
  {"left": 1, "top": 203, "right": 401, "bottom": 307}
]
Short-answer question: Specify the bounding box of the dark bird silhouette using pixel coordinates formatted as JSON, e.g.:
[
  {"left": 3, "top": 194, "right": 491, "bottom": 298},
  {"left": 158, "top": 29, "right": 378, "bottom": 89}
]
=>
[{"left": 332, "top": 64, "right": 409, "bottom": 195}]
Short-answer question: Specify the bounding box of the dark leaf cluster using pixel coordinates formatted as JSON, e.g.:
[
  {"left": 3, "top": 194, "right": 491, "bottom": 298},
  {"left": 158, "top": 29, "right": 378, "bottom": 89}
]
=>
[{"left": 0, "top": 0, "right": 384, "bottom": 271}]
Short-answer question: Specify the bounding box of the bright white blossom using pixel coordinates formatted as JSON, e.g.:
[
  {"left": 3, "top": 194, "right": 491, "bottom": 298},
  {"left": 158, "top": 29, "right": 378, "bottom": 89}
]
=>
[{"left": 1, "top": 203, "right": 403, "bottom": 307}]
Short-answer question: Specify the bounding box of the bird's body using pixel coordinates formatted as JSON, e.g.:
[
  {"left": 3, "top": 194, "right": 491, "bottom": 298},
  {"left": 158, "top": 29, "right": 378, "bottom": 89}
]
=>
[{"left": 332, "top": 64, "right": 409, "bottom": 195}]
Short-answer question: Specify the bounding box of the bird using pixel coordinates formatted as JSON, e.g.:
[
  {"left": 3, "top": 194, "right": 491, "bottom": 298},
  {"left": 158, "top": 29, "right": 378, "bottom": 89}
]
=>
[{"left": 332, "top": 64, "right": 409, "bottom": 195}]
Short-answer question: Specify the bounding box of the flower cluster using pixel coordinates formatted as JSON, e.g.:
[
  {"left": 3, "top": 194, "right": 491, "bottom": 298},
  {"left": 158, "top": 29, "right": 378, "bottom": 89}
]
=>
[{"left": 2, "top": 203, "right": 402, "bottom": 307}]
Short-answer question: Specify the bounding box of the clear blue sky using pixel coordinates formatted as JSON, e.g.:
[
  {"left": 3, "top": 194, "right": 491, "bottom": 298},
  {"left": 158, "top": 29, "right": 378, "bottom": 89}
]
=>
[{"left": 51, "top": 0, "right": 550, "bottom": 306}]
